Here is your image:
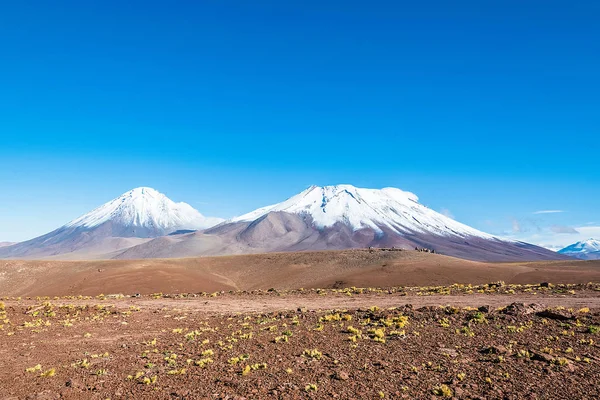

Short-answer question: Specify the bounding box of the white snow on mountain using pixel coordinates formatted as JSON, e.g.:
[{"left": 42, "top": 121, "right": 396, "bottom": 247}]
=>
[
  {"left": 231, "top": 185, "right": 498, "bottom": 239},
  {"left": 559, "top": 238, "right": 600, "bottom": 258},
  {"left": 65, "top": 187, "right": 223, "bottom": 231}
]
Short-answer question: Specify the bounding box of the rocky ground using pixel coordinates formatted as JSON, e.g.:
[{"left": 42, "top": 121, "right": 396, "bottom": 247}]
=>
[{"left": 1, "top": 282, "right": 600, "bottom": 399}]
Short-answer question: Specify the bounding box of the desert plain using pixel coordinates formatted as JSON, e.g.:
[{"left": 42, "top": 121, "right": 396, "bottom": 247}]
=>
[{"left": 1, "top": 250, "right": 599, "bottom": 399}]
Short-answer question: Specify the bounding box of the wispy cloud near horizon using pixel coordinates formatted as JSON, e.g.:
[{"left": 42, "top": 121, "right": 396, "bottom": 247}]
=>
[
  {"left": 533, "top": 210, "right": 564, "bottom": 214},
  {"left": 550, "top": 225, "right": 579, "bottom": 234},
  {"left": 502, "top": 225, "right": 600, "bottom": 251},
  {"left": 440, "top": 208, "right": 455, "bottom": 220}
]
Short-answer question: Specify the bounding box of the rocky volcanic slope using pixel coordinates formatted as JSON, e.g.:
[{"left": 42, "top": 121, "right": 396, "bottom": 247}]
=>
[
  {"left": 117, "top": 185, "right": 569, "bottom": 262},
  {"left": 0, "top": 187, "right": 223, "bottom": 259}
]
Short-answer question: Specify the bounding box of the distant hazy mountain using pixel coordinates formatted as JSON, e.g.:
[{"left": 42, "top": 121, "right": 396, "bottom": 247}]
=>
[
  {"left": 0, "top": 187, "right": 224, "bottom": 259},
  {"left": 116, "top": 185, "right": 568, "bottom": 262},
  {"left": 0, "top": 242, "right": 15, "bottom": 248},
  {"left": 558, "top": 239, "right": 600, "bottom": 260}
]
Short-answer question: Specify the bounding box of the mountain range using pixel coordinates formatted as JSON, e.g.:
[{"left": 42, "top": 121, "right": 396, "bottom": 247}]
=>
[
  {"left": 558, "top": 239, "right": 600, "bottom": 260},
  {"left": 0, "top": 185, "right": 570, "bottom": 262}
]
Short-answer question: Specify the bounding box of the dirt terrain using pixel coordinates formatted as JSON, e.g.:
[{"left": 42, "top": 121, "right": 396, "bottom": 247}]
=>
[
  {"left": 1, "top": 250, "right": 600, "bottom": 399},
  {"left": 1, "top": 250, "right": 600, "bottom": 297},
  {"left": 0, "top": 283, "right": 600, "bottom": 399}
]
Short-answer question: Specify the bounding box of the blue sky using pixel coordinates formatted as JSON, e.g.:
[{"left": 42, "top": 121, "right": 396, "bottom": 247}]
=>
[{"left": 0, "top": 0, "right": 598, "bottom": 248}]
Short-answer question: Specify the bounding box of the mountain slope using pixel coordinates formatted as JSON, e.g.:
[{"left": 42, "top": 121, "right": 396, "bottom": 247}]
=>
[
  {"left": 232, "top": 185, "right": 495, "bottom": 238},
  {"left": 117, "top": 185, "right": 569, "bottom": 262},
  {"left": 0, "top": 187, "right": 224, "bottom": 259},
  {"left": 559, "top": 239, "right": 600, "bottom": 260}
]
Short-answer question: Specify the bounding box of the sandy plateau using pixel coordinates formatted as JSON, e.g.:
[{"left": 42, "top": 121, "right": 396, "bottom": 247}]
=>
[
  {"left": 0, "top": 250, "right": 599, "bottom": 399},
  {"left": 1, "top": 250, "right": 600, "bottom": 297}
]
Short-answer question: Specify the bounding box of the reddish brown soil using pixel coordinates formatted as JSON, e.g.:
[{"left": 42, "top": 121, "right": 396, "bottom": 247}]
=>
[
  {"left": 1, "top": 284, "right": 600, "bottom": 399},
  {"left": 1, "top": 250, "right": 600, "bottom": 297}
]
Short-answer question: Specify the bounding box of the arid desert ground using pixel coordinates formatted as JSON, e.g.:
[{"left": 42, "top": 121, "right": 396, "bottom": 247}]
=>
[
  {"left": 1, "top": 250, "right": 600, "bottom": 297},
  {"left": 1, "top": 250, "right": 600, "bottom": 399}
]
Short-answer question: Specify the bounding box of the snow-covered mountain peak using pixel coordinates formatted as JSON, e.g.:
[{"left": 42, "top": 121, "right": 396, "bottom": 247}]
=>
[
  {"left": 231, "top": 185, "right": 496, "bottom": 239},
  {"left": 584, "top": 238, "right": 599, "bottom": 246},
  {"left": 580, "top": 238, "right": 600, "bottom": 250},
  {"left": 123, "top": 186, "right": 162, "bottom": 198},
  {"left": 64, "top": 187, "right": 223, "bottom": 232},
  {"left": 559, "top": 239, "right": 600, "bottom": 254},
  {"left": 302, "top": 184, "right": 419, "bottom": 204},
  {"left": 558, "top": 239, "right": 600, "bottom": 260}
]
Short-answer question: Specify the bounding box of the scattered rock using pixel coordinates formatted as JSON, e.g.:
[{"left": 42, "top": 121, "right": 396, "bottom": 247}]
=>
[
  {"left": 531, "top": 351, "right": 554, "bottom": 363},
  {"left": 65, "top": 378, "right": 83, "bottom": 389},
  {"left": 480, "top": 345, "right": 508, "bottom": 355},
  {"left": 478, "top": 305, "right": 490, "bottom": 313},
  {"left": 439, "top": 347, "right": 459, "bottom": 357},
  {"left": 502, "top": 303, "right": 544, "bottom": 316},
  {"left": 170, "top": 389, "right": 190, "bottom": 398},
  {"left": 536, "top": 309, "right": 574, "bottom": 321},
  {"left": 333, "top": 371, "right": 350, "bottom": 381}
]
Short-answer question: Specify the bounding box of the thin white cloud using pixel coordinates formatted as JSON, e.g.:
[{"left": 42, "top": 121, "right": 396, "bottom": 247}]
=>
[
  {"left": 512, "top": 219, "right": 521, "bottom": 233},
  {"left": 550, "top": 225, "right": 579, "bottom": 234},
  {"left": 502, "top": 225, "right": 600, "bottom": 251},
  {"left": 440, "top": 208, "right": 454, "bottom": 220},
  {"left": 576, "top": 226, "right": 600, "bottom": 240},
  {"left": 533, "top": 210, "right": 564, "bottom": 214}
]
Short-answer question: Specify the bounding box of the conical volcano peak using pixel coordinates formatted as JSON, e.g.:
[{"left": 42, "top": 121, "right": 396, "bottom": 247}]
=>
[
  {"left": 0, "top": 187, "right": 225, "bottom": 259},
  {"left": 123, "top": 187, "right": 162, "bottom": 197},
  {"left": 63, "top": 187, "right": 222, "bottom": 232}
]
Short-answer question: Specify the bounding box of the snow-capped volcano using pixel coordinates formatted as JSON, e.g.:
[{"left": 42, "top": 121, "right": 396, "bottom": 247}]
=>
[
  {"left": 116, "top": 185, "right": 567, "bottom": 262},
  {"left": 232, "top": 185, "right": 495, "bottom": 239},
  {"left": 0, "top": 187, "right": 223, "bottom": 259},
  {"left": 0, "top": 184, "right": 570, "bottom": 262},
  {"left": 558, "top": 239, "right": 600, "bottom": 260},
  {"left": 65, "top": 187, "right": 222, "bottom": 233}
]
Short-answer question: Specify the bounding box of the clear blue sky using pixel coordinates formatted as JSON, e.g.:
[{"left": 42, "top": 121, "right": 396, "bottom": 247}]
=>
[{"left": 0, "top": 1, "right": 598, "bottom": 249}]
